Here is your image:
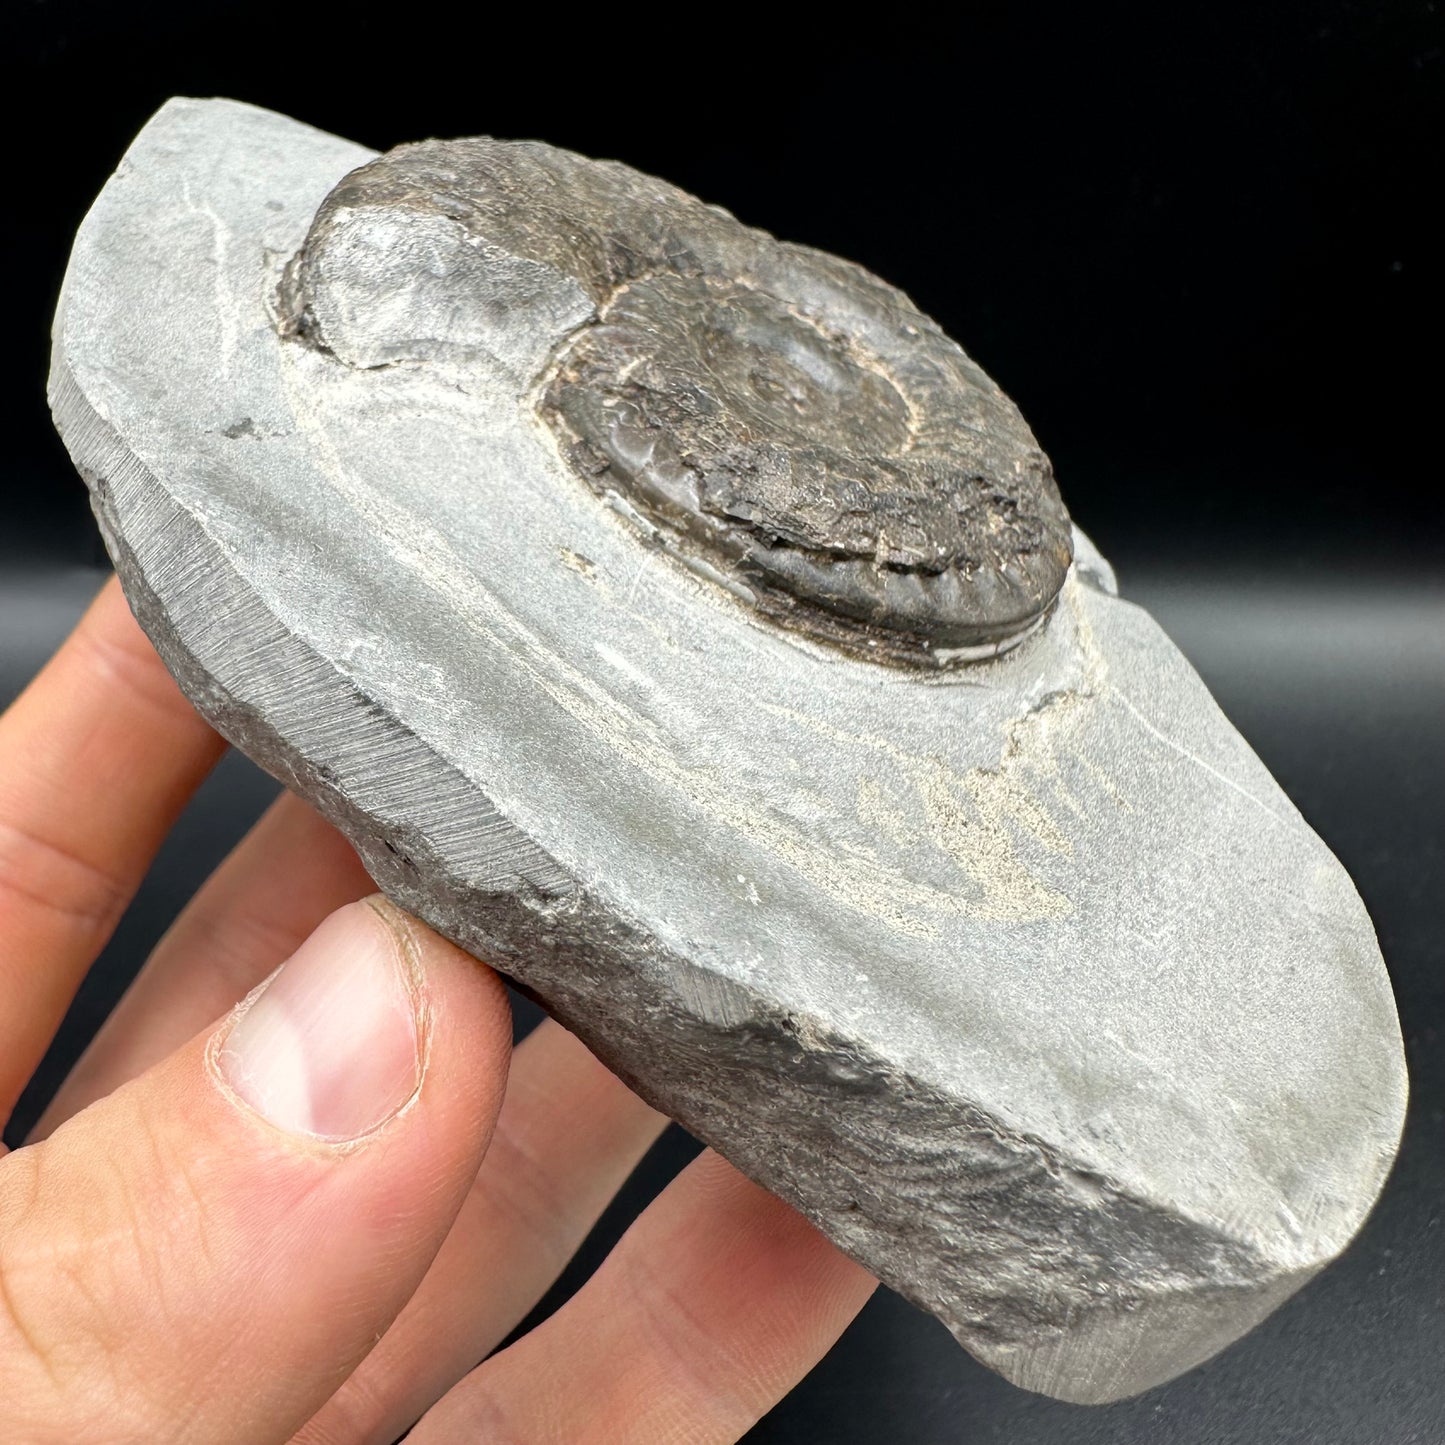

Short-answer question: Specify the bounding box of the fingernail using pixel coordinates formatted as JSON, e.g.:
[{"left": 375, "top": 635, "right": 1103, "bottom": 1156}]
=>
[{"left": 215, "top": 899, "right": 422, "bottom": 1141}]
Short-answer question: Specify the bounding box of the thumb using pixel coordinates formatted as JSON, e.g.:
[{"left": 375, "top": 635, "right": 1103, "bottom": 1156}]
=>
[{"left": 0, "top": 897, "right": 511, "bottom": 1444}]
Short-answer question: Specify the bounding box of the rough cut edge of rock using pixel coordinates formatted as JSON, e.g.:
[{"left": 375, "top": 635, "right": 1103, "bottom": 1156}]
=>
[{"left": 49, "top": 340, "right": 1342, "bottom": 1405}]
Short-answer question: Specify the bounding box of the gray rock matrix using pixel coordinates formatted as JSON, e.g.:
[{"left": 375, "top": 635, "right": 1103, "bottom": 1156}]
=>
[{"left": 50, "top": 99, "right": 1405, "bottom": 1404}]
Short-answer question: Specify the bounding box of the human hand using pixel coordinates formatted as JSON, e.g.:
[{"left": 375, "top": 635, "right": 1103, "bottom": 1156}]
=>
[{"left": 0, "top": 577, "right": 876, "bottom": 1443}]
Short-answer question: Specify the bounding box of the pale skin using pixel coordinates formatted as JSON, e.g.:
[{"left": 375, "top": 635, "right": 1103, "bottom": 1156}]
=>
[{"left": 0, "top": 576, "right": 876, "bottom": 1443}]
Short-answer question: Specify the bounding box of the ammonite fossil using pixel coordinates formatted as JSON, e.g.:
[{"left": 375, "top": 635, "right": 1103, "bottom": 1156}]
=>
[{"left": 283, "top": 135, "right": 1072, "bottom": 664}]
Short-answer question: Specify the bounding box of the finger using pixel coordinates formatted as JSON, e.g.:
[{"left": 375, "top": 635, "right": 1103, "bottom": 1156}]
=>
[
  {"left": 35, "top": 791, "right": 374, "bottom": 1136},
  {"left": 410, "top": 1151, "right": 877, "bottom": 1445},
  {"left": 295, "top": 1018, "right": 666, "bottom": 1445},
  {"left": 0, "top": 575, "right": 224, "bottom": 1117},
  {"left": 0, "top": 898, "right": 511, "bottom": 1444}
]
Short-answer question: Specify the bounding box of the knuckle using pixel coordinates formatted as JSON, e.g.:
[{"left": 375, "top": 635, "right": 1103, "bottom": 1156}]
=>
[
  {"left": 421, "top": 1378, "right": 535, "bottom": 1445},
  {"left": 0, "top": 816, "right": 131, "bottom": 938},
  {"left": 291, "top": 1364, "right": 391, "bottom": 1445},
  {"left": 478, "top": 1114, "right": 585, "bottom": 1273}
]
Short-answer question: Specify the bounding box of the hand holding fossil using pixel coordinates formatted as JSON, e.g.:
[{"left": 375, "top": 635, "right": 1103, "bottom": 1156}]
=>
[{"left": 0, "top": 578, "right": 876, "bottom": 1442}]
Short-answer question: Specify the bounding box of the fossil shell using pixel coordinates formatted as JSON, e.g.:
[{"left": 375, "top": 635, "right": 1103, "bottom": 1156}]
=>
[{"left": 282, "top": 137, "right": 1072, "bottom": 665}]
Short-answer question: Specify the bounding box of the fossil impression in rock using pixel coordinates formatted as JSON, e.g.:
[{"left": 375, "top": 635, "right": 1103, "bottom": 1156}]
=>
[{"left": 50, "top": 98, "right": 1406, "bottom": 1405}]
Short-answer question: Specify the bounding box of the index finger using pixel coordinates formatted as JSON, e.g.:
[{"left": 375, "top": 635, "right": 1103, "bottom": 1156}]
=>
[{"left": 0, "top": 574, "right": 224, "bottom": 1121}]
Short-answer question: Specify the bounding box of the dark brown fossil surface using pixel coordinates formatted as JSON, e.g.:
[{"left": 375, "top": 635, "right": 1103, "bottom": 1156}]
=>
[{"left": 287, "top": 137, "right": 1073, "bottom": 664}]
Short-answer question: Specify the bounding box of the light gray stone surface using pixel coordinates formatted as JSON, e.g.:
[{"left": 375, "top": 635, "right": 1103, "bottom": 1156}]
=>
[{"left": 49, "top": 98, "right": 1406, "bottom": 1404}]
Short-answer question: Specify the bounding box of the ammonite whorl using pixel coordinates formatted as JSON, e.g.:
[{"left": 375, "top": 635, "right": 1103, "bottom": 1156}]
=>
[{"left": 283, "top": 138, "right": 1072, "bottom": 665}]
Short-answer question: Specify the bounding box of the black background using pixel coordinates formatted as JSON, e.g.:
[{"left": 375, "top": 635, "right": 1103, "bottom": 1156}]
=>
[{"left": 2, "top": 4, "right": 1441, "bottom": 1442}]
